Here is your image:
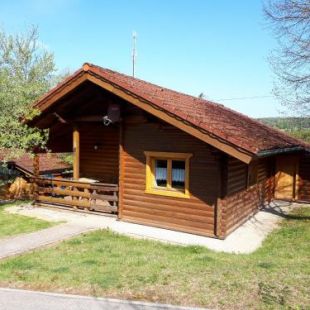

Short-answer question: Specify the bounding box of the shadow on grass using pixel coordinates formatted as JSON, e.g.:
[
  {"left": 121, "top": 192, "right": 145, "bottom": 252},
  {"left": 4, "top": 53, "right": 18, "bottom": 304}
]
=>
[{"left": 262, "top": 202, "right": 310, "bottom": 220}]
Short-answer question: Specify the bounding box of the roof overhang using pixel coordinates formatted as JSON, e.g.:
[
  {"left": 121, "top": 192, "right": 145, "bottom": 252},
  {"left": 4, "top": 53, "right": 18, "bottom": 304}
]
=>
[
  {"left": 33, "top": 65, "right": 257, "bottom": 164},
  {"left": 257, "top": 146, "right": 305, "bottom": 158}
]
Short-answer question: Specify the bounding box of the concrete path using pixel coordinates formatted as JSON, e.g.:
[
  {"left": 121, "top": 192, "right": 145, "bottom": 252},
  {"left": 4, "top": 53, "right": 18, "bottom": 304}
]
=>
[
  {"left": 4, "top": 201, "right": 300, "bottom": 254},
  {"left": 0, "top": 223, "right": 96, "bottom": 260},
  {"left": 0, "top": 204, "right": 119, "bottom": 260},
  {"left": 0, "top": 288, "right": 205, "bottom": 310}
]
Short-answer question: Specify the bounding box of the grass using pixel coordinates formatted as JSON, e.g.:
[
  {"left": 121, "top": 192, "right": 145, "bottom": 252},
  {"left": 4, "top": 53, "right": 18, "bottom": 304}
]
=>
[
  {"left": 0, "top": 206, "right": 309, "bottom": 309},
  {"left": 0, "top": 201, "right": 54, "bottom": 238}
]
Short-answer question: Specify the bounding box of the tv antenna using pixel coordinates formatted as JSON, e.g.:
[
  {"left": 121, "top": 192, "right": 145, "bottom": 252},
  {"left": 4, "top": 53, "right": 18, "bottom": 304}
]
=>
[{"left": 132, "top": 31, "right": 137, "bottom": 77}]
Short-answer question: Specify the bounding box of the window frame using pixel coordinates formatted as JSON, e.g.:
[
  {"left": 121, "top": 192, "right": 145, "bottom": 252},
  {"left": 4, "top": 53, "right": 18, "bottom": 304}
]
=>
[{"left": 144, "top": 151, "right": 192, "bottom": 198}]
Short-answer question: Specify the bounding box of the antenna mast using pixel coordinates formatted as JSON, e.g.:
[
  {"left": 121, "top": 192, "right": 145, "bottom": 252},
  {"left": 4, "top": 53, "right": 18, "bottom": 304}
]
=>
[{"left": 132, "top": 31, "right": 137, "bottom": 77}]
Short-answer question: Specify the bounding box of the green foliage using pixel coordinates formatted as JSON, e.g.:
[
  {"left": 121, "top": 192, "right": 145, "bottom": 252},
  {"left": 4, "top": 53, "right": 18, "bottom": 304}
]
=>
[
  {"left": 59, "top": 153, "right": 73, "bottom": 166},
  {"left": 259, "top": 117, "right": 310, "bottom": 142},
  {"left": 0, "top": 165, "right": 21, "bottom": 187},
  {"left": 290, "top": 129, "right": 310, "bottom": 143},
  {"left": 0, "top": 26, "right": 57, "bottom": 160},
  {"left": 258, "top": 117, "right": 310, "bottom": 130}
]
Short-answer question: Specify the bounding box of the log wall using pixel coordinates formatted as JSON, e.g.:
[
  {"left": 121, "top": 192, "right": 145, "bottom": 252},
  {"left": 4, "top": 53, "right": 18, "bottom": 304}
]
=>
[
  {"left": 79, "top": 123, "right": 119, "bottom": 183},
  {"left": 221, "top": 157, "right": 273, "bottom": 236},
  {"left": 120, "top": 119, "right": 219, "bottom": 237},
  {"left": 227, "top": 157, "right": 248, "bottom": 195},
  {"left": 298, "top": 152, "right": 310, "bottom": 202}
]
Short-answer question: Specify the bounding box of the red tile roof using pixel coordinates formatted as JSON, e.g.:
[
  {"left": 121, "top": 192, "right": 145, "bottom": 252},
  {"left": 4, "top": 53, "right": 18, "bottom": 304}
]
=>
[
  {"left": 0, "top": 152, "right": 71, "bottom": 175},
  {"left": 35, "top": 63, "right": 307, "bottom": 156}
]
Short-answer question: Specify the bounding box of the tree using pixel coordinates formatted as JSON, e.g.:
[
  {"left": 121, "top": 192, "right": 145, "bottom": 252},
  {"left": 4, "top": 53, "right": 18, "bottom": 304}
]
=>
[
  {"left": 0, "top": 26, "right": 57, "bottom": 160},
  {"left": 264, "top": 0, "right": 310, "bottom": 116}
]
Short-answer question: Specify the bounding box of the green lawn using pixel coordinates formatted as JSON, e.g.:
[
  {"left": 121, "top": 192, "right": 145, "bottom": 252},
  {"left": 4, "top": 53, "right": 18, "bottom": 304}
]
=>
[
  {"left": 0, "top": 206, "right": 309, "bottom": 309},
  {"left": 0, "top": 201, "right": 54, "bottom": 238}
]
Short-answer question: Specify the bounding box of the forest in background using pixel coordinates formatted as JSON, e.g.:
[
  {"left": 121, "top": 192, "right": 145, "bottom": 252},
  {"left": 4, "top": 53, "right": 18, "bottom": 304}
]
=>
[{"left": 258, "top": 117, "right": 310, "bottom": 143}]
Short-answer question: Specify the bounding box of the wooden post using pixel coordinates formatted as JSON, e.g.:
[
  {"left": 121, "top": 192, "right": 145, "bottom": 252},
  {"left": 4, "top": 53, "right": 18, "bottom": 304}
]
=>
[
  {"left": 118, "top": 122, "right": 124, "bottom": 219},
  {"left": 267, "top": 158, "right": 275, "bottom": 204},
  {"left": 33, "top": 153, "right": 40, "bottom": 178},
  {"left": 33, "top": 153, "right": 40, "bottom": 201},
  {"left": 73, "top": 126, "right": 80, "bottom": 180},
  {"left": 294, "top": 156, "right": 300, "bottom": 201},
  {"left": 216, "top": 198, "right": 224, "bottom": 238},
  {"left": 215, "top": 154, "right": 228, "bottom": 239}
]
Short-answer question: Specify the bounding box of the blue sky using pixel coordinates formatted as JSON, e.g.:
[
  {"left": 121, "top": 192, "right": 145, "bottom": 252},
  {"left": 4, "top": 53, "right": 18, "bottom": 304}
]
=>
[{"left": 0, "top": 0, "right": 284, "bottom": 117}]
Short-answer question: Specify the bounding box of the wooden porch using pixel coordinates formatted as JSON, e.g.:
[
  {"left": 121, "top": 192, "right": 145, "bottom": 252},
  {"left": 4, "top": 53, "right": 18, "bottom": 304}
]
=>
[
  {"left": 31, "top": 85, "right": 122, "bottom": 214},
  {"left": 32, "top": 176, "right": 118, "bottom": 214}
]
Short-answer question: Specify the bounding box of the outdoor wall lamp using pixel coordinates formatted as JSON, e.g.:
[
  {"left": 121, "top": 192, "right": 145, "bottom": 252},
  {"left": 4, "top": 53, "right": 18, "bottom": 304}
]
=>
[{"left": 94, "top": 143, "right": 102, "bottom": 150}]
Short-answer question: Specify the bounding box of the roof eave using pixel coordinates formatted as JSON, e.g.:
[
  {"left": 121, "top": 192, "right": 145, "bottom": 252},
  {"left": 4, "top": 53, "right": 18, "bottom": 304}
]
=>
[{"left": 256, "top": 146, "right": 305, "bottom": 158}]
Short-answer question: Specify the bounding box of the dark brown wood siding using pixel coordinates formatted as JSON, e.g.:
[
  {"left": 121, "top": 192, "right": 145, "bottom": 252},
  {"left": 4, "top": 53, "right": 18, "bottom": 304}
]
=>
[
  {"left": 47, "top": 124, "right": 73, "bottom": 153},
  {"left": 120, "top": 119, "right": 219, "bottom": 237},
  {"left": 227, "top": 157, "right": 248, "bottom": 195},
  {"left": 79, "top": 123, "right": 119, "bottom": 183},
  {"left": 221, "top": 157, "right": 273, "bottom": 236},
  {"left": 298, "top": 152, "right": 310, "bottom": 202}
]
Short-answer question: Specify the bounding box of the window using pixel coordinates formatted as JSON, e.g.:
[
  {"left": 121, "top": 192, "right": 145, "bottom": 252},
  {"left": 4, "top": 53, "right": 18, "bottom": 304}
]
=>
[{"left": 144, "top": 151, "right": 192, "bottom": 198}]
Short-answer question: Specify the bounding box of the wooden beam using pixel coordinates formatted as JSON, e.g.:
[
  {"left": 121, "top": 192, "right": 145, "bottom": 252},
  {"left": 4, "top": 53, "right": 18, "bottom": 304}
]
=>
[
  {"left": 73, "top": 126, "right": 80, "bottom": 179},
  {"left": 34, "top": 177, "right": 118, "bottom": 191},
  {"left": 38, "top": 187, "right": 118, "bottom": 201},
  {"left": 37, "top": 195, "right": 117, "bottom": 213},
  {"left": 118, "top": 121, "right": 124, "bottom": 219},
  {"left": 73, "top": 115, "right": 103, "bottom": 122},
  {"left": 295, "top": 157, "right": 300, "bottom": 201},
  {"left": 53, "top": 112, "right": 68, "bottom": 124},
  {"left": 32, "top": 153, "right": 40, "bottom": 201},
  {"left": 33, "top": 153, "right": 40, "bottom": 177},
  {"left": 215, "top": 154, "right": 228, "bottom": 238}
]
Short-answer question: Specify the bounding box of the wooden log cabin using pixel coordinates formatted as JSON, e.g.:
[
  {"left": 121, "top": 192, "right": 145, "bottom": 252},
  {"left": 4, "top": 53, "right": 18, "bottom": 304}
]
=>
[{"left": 29, "top": 63, "right": 310, "bottom": 239}]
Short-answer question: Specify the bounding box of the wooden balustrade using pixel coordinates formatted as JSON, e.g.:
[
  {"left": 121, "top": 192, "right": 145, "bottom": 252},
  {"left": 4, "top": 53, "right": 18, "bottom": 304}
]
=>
[{"left": 32, "top": 177, "right": 118, "bottom": 214}]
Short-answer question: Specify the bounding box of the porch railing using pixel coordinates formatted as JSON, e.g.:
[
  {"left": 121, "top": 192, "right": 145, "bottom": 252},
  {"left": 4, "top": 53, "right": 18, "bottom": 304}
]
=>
[{"left": 32, "top": 177, "right": 118, "bottom": 214}]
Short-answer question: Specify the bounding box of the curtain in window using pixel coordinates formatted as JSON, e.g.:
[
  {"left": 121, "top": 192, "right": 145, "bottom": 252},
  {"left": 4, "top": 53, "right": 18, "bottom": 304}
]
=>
[
  {"left": 172, "top": 168, "right": 185, "bottom": 182},
  {"left": 155, "top": 167, "right": 167, "bottom": 181}
]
